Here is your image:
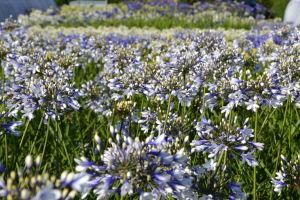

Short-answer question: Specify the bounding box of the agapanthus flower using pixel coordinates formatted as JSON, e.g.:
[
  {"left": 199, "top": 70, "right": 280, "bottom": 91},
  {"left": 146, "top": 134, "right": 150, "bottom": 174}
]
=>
[
  {"left": 74, "top": 134, "right": 192, "bottom": 199},
  {"left": 6, "top": 71, "right": 81, "bottom": 121},
  {"left": 271, "top": 154, "right": 300, "bottom": 196},
  {"left": 79, "top": 79, "right": 113, "bottom": 117},
  {"left": 0, "top": 112, "right": 23, "bottom": 136},
  {"left": 191, "top": 116, "right": 263, "bottom": 167},
  {"left": 189, "top": 159, "right": 248, "bottom": 199}
]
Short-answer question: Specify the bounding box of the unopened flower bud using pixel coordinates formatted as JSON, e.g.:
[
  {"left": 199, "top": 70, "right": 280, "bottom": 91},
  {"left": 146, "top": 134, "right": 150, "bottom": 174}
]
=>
[
  {"left": 127, "top": 171, "right": 132, "bottom": 178},
  {"left": 110, "top": 125, "right": 115, "bottom": 137},
  {"left": 66, "top": 172, "right": 74, "bottom": 185},
  {"left": 116, "top": 134, "right": 120, "bottom": 144},
  {"left": 183, "top": 136, "right": 189, "bottom": 144},
  {"left": 60, "top": 171, "right": 68, "bottom": 183},
  {"left": 21, "top": 189, "right": 30, "bottom": 200},
  {"left": 62, "top": 188, "right": 69, "bottom": 198},
  {"left": 25, "top": 155, "right": 33, "bottom": 170},
  {"left": 67, "top": 190, "right": 77, "bottom": 199},
  {"left": 95, "top": 134, "right": 102, "bottom": 145},
  {"left": 36, "top": 155, "right": 41, "bottom": 167},
  {"left": 96, "top": 144, "right": 101, "bottom": 152},
  {"left": 10, "top": 171, "right": 16, "bottom": 180}
]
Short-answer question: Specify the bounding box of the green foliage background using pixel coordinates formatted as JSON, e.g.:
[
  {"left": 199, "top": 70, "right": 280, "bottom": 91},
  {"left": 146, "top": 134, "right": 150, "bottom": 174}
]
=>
[{"left": 54, "top": 0, "right": 291, "bottom": 19}]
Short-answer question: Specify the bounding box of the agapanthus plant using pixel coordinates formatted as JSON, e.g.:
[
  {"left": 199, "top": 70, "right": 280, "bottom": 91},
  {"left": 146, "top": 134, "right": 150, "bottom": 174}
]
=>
[
  {"left": 271, "top": 154, "right": 300, "bottom": 196},
  {"left": 189, "top": 161, "right": 248, "bottom": 199},
  {"left": 79, "top": 79, "right": 113, "bottom": 117},
  {"left": 74, "top": 134, "right": 192, "bottom": 199},
  {"left": 191, "top": 116, "right": 264, "bottom": 167}
]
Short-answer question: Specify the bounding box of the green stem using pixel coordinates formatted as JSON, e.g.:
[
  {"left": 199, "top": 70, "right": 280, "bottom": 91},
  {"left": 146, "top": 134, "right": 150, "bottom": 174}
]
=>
[
  {"left": 136, "top": 98, "right": 144, "bottom": 137},
  {"left": 257, "top": 108, "right": 276, "bottom": 137},
  {"left": 40, "top": 117, "right": 50, "bottom": 171},
  {"left": 58, "top": 122, "right": 73, "bottom": 171},
  {"left": 270, "top": 95, "right": 290, "bottom": 199},
  {"left": 210, "top": 150, "right": 225, "bottom": 188},
  {"left": 55, "top": 104, "right": 59, "bottom": 175},
  {"left": 129, "top": 113, "right": 132, "bottom": 137},
  {"left": 29, "top": 116, "right": 44, "bottom": 155},
  {"left": 224, "top": 111, "right": 232, "bottom": 168},
  {"left": 108, "top": 106, "right": 115, "bottom": 139},
  {"left": 192, "top": 135, "right": 199, "bottom": 166},
  {"left": 119, "top": 118, "right": 124, "bottom": 137},
  {"left": 289, "top": 107, "right": 292, "bottom": 160},
  {"left": 162, "top": 94, "right": 172, "bottom": 135},
  {"left": 13, "top": 120, "right": 30, "bottom": 169},
  {"left": 5, "top": 134, "right": 7, "bottom": 169},
  {"left": 182, "top": 73, "right": 186, "bottom": 123},
  {"left": 294, "top": 104, "right": 299, "bottom": 120},
  {"left": 19, "top": 120, "right": 30, "bottom": 149},
  {"left": 120, "top": 171, "right": 127, "bottom": 200},
  {"left": 2, "top": 62, "right": 7, "bottom": 168},
  {"left": 253, "top": 105, "right": 258, "bottom": 200},
  {"left": 93, "top": 119, "right": 96, "bottom": 160},
  {"left": 217, "top": 150, "right": 225, "bottom": 168},
  {"left": 1, "top": 60, "right": 4, "bottom": 110}
]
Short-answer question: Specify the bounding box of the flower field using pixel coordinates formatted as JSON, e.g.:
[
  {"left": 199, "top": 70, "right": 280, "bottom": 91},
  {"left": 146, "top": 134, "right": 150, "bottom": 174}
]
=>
[{"left": 0, "top": 1, "right": 299, "bottom": 199}]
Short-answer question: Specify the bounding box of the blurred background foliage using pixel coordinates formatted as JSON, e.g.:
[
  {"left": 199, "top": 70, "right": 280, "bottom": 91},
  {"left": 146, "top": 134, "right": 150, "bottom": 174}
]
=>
[{"left": 54, "top": 0, "right": 290, "bottom": 19}]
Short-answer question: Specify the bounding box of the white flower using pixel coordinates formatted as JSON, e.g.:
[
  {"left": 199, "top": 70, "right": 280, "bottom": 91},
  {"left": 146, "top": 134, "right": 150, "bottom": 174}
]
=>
[
  {"left": 74, "top": 157, "right": 94, "bottom": 172},
  {"left": 121, "top": 179, "right": 133, "bottom": 196},
  {"left": 31, "top": 183, "right": 61, "bottom": 200},
  {"left": 245, "top": 99, "right": 259, "bottom": 112},
  {"left": 239, "top": 125, "right": 254, "bottom": 139},
  {"left": 203, "top": 159, "right": 216, "bottom": 171},
  {"left": 241, "top": 151, "right": 259, "bottom": 167},
  {"left": 199, "top": 194, "right": 213, "bottom": 200},
  {"left": 70, "top": 173, "right": 91, "bottom": 199},
  {"left": 270, "top": 178, "right": 285, "bottom": 196}
]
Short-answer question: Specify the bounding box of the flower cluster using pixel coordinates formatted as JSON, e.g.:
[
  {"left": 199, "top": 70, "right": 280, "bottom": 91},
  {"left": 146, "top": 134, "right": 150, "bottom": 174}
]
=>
[
  {"left": 0, "top": 155, "right": 87, "bottom": 200},
  {"left": 4, "top": 51, "right": 81, "bottom": 121},
  {"left": 191, "top": 116, "right": 264, "bottom": 167},
  {"left": 271, "top": 155, "right": 300, "bottom": 196},
  {"left": 75, "top": 134, "right": 193, "bottom": 199}
]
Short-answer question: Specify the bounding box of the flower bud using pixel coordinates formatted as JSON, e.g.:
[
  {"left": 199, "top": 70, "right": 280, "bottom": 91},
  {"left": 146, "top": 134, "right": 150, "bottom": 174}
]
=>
[
  {"left": 66, "top": 172, "right": 74, "bottom": 185},
  {"left": 36, "top": 155, "right": 41, "bottom": 167},
  {"left": 95, "top": 134, "right": 102, "bottom": 145},
  {"left": 110, "top": 125, "right": 115, "bottom": 137},
  {"left": 10, "top": 171, "right": 16, "bottom": 180},
  {"left": 127, "top": 137, "right": 133, "bottom": 145},
  {"left": 122, "top": 142, "right": 127, "bottom": 149},
  {"left": 116, "top": 134, "right": 120, "bottom": 144},
  {"left": 126, "top": 171, "right": 132, "bottom": 179},
  {"left": 67, "top": 190, "right": 77, "bottom": 199},
  {"left": 96, "top": 144, "right": 101, "bottom": 152},
  {"left": 62, "top": 188, "right": 69, "bottom": 199},
  {"left": 183, "top": 136, "right": 189, "bottom": 144},
  {"left": 25, "top": 155, "right": 33, "bottom": 170},
  {"left": 21, "top": 189, "right": 30, "bottom": 200},
  {"left": 60, "top": 171, "right": 68, "bottom": 183}
]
